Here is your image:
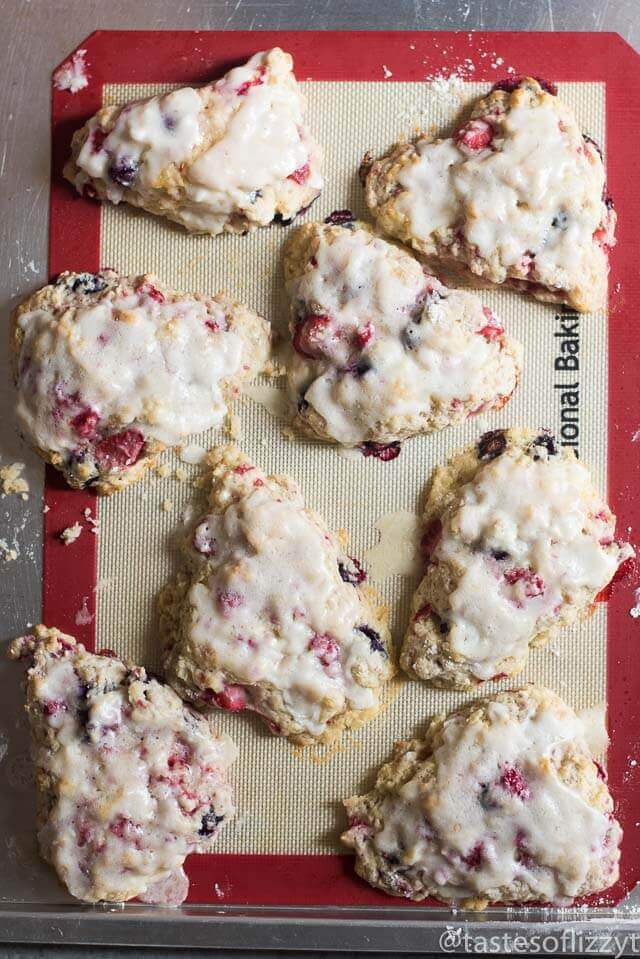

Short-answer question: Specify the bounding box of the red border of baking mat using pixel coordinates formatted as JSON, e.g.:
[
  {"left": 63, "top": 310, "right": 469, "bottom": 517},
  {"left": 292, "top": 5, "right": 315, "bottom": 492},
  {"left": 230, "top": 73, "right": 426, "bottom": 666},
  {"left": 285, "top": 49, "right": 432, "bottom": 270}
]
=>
[{"left": 47, "top": 30, "right": 640, "bottom": 908}]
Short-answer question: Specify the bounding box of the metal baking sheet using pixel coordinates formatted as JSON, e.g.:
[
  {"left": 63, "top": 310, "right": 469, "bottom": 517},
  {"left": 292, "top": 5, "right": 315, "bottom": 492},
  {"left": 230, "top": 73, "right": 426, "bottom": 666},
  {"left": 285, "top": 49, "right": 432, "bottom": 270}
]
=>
[{"left": 1, "top": 19, "right": 640, "bottom": 953}]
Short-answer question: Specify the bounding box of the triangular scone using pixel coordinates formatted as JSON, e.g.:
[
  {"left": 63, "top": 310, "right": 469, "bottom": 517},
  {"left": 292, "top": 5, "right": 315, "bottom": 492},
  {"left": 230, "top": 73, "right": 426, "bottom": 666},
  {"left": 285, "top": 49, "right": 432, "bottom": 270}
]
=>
[
  {"left": 161, "top": 446, "right": 393, "bottom": 745},
  {"left": 284, "top": 218, "right": 521, "bottom": 446},
  {"left": 401, "top": 428, "right": 634, "bottom": 688},
  {"left": 64, "top": 48, "right": 322, "bottom": 235},
  {"left": 342, "top": 686, "right": 621, "bottom": 908},
  {"left": 9, "top": 626, "right": 236, "bottom": 905},
  {"left": 11, "top": 270, "right": 270, "bottom": 494},
  {"left": 363, "top": 78, "right": 614, "bottom": 313}
]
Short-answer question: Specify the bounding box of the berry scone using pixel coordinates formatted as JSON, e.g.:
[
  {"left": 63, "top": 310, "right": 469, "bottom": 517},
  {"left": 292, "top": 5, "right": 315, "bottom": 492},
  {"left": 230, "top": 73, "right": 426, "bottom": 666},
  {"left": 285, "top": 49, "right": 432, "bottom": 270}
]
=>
[
  {"left": 401, "top": 428, "right": 634, "bottom": 688},
  {"left": 362, "top": 78, "right": 615, "bottom": 313},
  {"left": 64, "top": 48, "right": 322, "bottom": 235},
  {"left": 8, "top": 625, "right": 236, "bottom": 905},
  {"left": 342, "top": 686, "right": 621, "bottom": 908},
  {"left": 11, "top": 270, "right": 270, "bottom": 494},
  {"left": 283, "top": 218, "right": 522, "bottom": 447},
  {"left": 160, "top": 445, "right": 393, "bottom": 745}
]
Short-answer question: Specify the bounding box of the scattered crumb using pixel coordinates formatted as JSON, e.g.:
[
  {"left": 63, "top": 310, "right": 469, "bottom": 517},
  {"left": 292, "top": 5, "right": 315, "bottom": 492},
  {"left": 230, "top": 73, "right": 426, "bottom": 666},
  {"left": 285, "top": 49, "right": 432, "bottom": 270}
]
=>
[
  {"left": 174, "top": 467, "right": 188, "bottom": 482},
  {"left": 53, "top": 49, "right": 89, "bottom": 93},
  {"left": 632, "top": 430, "right": 640, "bottom": 443},
  {"left": 43, "top": 504, "right": 50, "bottom": 514},
  {"left": 181, "top": 504, "right": 196, "bottom": 527},
  {"left": 161, "top": 498, "right": 174, "bottom": 512},
  {"left": 382, "top": 64, "right": 393, "bottom": 79},
  {"left": 228, "top": 412, "right": 242, "bottom": 440},
  {"left": 83, "top": 507, "right": 99, "bottom": 534},
  {"left": 155, "top": 463, "right": 172, "bottom": 479},
  {"left": 429, "top": 74, "right": 465, "bottom": 101},
  {"left": 94, "top": 577, "right": 112, "bottom": 594},
  {"left": 75, "top": 596, "right": 93, "bottom": 626},
  {"left": 59, "top": 522, "right": 83, "bottom": 545},
  {"left": 179, "top": 443, "right": 207, "bottom": 466},
  {"left": 577, "top": 703, "right": 608, "bottom": 756},
  {"left": 0, "top": 539, "right": 18, "bottom": 563},
  {"left": 0, "top": 462, "right": 29, "bottom": 498},
  {"left": 630, "top": 587, "right": 640, "bottom": 619}
]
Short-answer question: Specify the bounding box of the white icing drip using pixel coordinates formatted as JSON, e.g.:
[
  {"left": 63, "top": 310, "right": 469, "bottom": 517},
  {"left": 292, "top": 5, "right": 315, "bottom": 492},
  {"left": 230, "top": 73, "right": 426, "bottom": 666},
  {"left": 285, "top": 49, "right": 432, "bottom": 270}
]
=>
[
  {"left": 435, "top": 445, "right": 634, "bottom": 679},
  {"left": 370, "top": 694, "right": 618, "bottom": 902},
  {"left": 189, "top": 481, "right": 388, "bottom": 736},
  {"left": 16, "top": 282, "right": 243, "bottom": 458},
  {"left": 287, "top": 227, "right": 520, "bottom": 444}
]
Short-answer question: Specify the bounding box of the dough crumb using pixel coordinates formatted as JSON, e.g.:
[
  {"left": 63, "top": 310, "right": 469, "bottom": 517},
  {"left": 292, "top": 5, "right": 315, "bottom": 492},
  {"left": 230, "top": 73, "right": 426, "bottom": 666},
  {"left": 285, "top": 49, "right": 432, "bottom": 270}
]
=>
[
  {"left": 0, "top": 539, "right": 18, "bottom": 562},
  {"left": 75, "top": 596, "right": 93, "bottom": 626},
  {"left": 161, "top": 498, "right": 174, "bottom": 512},
  {"left": 60, "top": 522, "right": 83, "bottom": 545},
  {"left": 155, "top": 463, "right": 172, "bottom": 479},
  {"left": 179, "top": 444, "right": 207, "bottom": 466},
  {"left": 0, "top": 462, "right": 29, "bottom": 497},
  {"left": 53, "top": 49, "right": 89, "bottom": 93}
]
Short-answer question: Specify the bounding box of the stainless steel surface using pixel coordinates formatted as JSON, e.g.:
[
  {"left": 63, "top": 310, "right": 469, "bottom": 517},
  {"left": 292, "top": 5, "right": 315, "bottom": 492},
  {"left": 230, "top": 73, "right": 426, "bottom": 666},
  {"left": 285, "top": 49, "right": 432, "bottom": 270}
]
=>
[{"left": 0, "top": 0, "right": 638, "bottom": 951}]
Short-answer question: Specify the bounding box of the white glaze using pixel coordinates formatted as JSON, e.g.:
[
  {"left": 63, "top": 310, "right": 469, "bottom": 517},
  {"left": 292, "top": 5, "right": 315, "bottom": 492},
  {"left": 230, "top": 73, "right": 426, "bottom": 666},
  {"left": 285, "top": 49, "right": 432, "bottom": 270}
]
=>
[
  {"left": 368, "top": 693, "right": 618, "bottom": 902},
  {"left": 434, "top": 444, "right": 634, "bottom": 679},
  {"left": 287, "top": 226, "right": 520, "bottom": 444}
]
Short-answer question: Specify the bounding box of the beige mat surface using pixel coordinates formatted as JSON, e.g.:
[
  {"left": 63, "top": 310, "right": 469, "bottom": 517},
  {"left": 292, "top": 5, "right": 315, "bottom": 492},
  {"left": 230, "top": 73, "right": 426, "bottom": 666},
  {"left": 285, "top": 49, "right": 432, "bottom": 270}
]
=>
[{"left": 97, "top": 79, "right": 607, "bottom": 855}]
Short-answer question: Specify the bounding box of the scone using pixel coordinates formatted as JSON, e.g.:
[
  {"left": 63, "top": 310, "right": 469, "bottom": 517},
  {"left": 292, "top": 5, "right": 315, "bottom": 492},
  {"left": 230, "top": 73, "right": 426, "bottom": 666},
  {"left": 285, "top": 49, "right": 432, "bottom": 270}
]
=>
[
  {"left": 402, "top": 428, "right": 634, "bottom": 688},
  {"left": 64, "top": 48, "right": 322, "bottom": 235},
  {"left": 342, "top": 686, "right": 621, "bottom": 908},
  {"left": 11, "top": 270, "right": 270, "bottom": 494},
  {"left": 9, "top": 625, "right": 236, "bottom": 905},
  {"left": 161, "top": 445, "right": 393, "bottom": 745},
  {"left": 363, "top": 78, "right": 615, "bottom": 313},
  {"left": 283, "top": 218, "right": 521, "bottom": 447}
]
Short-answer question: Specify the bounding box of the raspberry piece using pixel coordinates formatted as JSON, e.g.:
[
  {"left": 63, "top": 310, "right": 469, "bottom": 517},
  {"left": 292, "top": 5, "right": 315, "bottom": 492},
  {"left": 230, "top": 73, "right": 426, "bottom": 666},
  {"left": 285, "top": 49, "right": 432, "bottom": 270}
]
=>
[
  {"left": 477, "top": 429, "right": 507, "bottom": 461},
  {"left": 359, "top": 441, "right": 401, "bottom": 462},
  {"left": 97, "top": 648, "right": 117, "bottom": 658},
  {"left": 324, "top": 209, "right": 355, "bottom": 226},
  {"left": 462, "top": 841, "right": 484, "bottom": 870},
  {"left": 168, "top": 740, "right": 192, "bottom": 769},
  {"left": 136, "top": 281, "right": 165, "bottom": 304},
  {"left": 94, "top": 428, "right": 145, "bottom": 472},
  {"left": 90, "top": 127, "right": 108, "bottom": 153},
  {"left": 504, "top": 567, "right": 545, "bottom": 598},
  {"left": 499, "top": 765, "right": 531, "bottom": 800},
  {"left": 108, "top": 156, "right": 140, "bottom": 187},
  {"left": 205, "top": 318, "right": 221, "bottom": 332},
  {"left": 491, "top": 76, "right": 558, "bottom": 96},
  {"left": 338, "top": 556, "right": 366, "bottom": 586},
  {"left": 236, "top": 66, "right": 266, "bottom": 96},
  {"left": 43, "top": 699, "right": 66, "bottom": 717},
  {"left": 211, "top": 684, "right": 247, "bottom": 712},
  {"left": 354, "top": 322, "right": 374, "bottom": 349},
  {"left": 420, "top": 519, "right": 442, "bottom": 562},
  {"left": 71, "top": 407, "right": 100, "bottom": 439},
  {"left": 288, "top": 163, "right": 310, "bottom": 184},
  {"left": 233, "top": 464, "right": 255, "bottom": 475},
  {"left": 455, "top": 118, "right": 494, "bottom": 154},
  {"left": 309, "top": 633, "right": 340, "bottom": 667},
  {"left": 293, "top": 314, "right": 333, "bottom": 359},
  {"left": 414, "top": 603, "right": 433, "bottom": 621},
  {"left": 478, "top": 307, "right": 504, "bottom": 342},
  {"left": 217, "top": 589, "right": 244, "bottom": 618},
  {"left": 594, "top": 760, "right": 607, "bottom": 782},
  {"left": 515, "top": 829, "right": 535, "bottom": 868}
]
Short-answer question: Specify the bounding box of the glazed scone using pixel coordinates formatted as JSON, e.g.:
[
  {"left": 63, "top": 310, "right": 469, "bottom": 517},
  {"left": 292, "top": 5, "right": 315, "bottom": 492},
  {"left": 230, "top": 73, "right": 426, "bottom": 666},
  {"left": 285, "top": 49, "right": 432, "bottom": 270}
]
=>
[
  {"left": 11, "top": 270, "right": 270, "bottom": 494},
  {"left": 9, "top": 625, "right": 236, "bottom": 905},
  {"left": 402, "top": 428, "right": 634, "bottom": 688},
  {"left": 283, "top": 217, "right": 521, "bottom": 446},
  {"left": 342, "top": 686, "right": 621, "bottom": 908},
  {"left": 161, "top": 445, "right": 393, "bottom": 745},
  {"left": 64, "top": 48, "right": 322, "bottom": 235},
  {"left": 363, "top": 78, "right": 615, "bottom": 313}
]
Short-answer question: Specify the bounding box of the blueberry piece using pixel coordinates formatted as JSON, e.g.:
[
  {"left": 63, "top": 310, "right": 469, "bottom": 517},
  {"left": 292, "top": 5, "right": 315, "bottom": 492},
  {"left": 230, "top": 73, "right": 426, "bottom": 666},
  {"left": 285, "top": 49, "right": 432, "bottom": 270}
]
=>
[
  {"left": 490, "top": 549, "right": 510, "bottom": 561},
  {"left": 477, "top": 429, "right": 507, "bottom": 461},
  {"left": 248, "top": 190, "right": 262, "bottom": 203},
  {"left": 438, "top": 619, "right": 450, "bottom": 635},
  {"left": 605, "top": 195, "right": 615, "bottom": 211},
  {"left": 273, "top": 212, "right": 293, "bottom": 226},
  {"left": 338, "top": 557, "right": 366, "bottom": 586},
  {"left": 108, "top": 156, "right": 139, "bottom": 187},
  {"left": 68, "top": 272, "right": 108, "bottom": 294},
  {"left": 297, "top": 396, "right": 310, "bottom": 413},
  {"left": 551, "top": 211, "right": 568, "bottom": 230},
  {"left": 530, "top": 432, "right": 557, "bottom": 458},
  {"left": 324, "top": 209, "right": 355, "bottom": 226},
  {"left": 356, "top": 624, "right": 387, "bottom": 656},
  {"left": 198, "top": 810, "right": 225, "bottom": 837},
  {"left": 402, "top": 323, "right": 421, "bottom": 350},
  {"left": 352, "top": 359, "right": 372, "bottom": 377}
]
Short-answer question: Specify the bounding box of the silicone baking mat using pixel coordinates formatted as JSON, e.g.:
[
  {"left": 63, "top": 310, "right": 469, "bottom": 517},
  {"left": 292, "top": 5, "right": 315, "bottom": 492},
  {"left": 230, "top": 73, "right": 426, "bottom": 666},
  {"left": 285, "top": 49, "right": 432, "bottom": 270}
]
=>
[{"left": 46, "top": 31, "right": 640, "bottom": 907}]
